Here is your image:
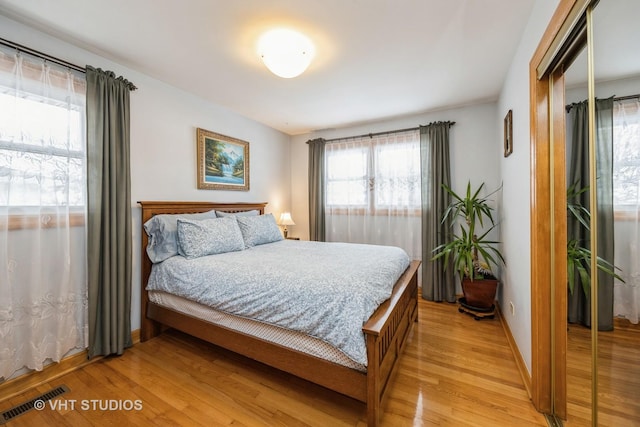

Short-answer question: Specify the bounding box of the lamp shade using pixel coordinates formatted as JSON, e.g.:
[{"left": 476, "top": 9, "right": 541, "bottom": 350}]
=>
[
  {"left": 278, "top": 212, "right": 296, "bottom": 226},
  {"left": 258, "top": 29, "right": 314, "bottom": 78}
]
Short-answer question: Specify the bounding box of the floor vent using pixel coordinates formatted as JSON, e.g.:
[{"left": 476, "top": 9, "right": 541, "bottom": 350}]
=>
[{"left": 0, "top": 385, "right": 69, "bottom": 425}]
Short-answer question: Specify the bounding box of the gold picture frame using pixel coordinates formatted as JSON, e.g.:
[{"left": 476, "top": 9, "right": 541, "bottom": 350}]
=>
[
  {"left": 504, "top": 109, "right": 513, "bottom": 157},
  {"left": 196, "top": 128, "right": 250, "bottom": 191}
]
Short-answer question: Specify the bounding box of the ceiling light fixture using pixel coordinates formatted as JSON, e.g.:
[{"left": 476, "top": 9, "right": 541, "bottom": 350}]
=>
[{"left": 258, "top": 28, "right": 314, "bottom": 78}]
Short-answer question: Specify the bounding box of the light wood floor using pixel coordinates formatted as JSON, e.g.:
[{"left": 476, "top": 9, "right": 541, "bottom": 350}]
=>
[
  {"left": 1, "top": 300, "right": 546, "bottom": 426},
  {"left": 565, "top": 320, "right": 640, "bottom": 427}
]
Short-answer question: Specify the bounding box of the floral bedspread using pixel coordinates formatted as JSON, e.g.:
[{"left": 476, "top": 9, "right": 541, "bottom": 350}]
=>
[{"left": 147, "top": 239, "right": 410, "bottom": 366}]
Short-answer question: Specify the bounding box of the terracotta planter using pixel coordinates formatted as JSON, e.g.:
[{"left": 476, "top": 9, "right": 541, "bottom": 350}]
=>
[{"left": 461, "top": 278, "right": 499, "bottom": 309}]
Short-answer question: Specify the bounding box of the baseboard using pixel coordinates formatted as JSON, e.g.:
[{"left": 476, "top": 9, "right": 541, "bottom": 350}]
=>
[
  {"left": 0, "top": 329, "right": 141, "bottom": 403},
  {"left": 132, "top": 328, "right": 141, "bottom": 344},
  {"left": 496, "top": 303, "right": 532, "bottom": 400}
]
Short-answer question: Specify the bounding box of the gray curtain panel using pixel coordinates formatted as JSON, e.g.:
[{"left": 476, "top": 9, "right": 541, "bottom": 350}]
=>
[
  {"left": 86, "top": 66, "right": 135, "bottom": 357},
  {"left": 420, "top": 122, "right": 455, "bottom": 302},
  {"left": 308, "top": 138, "right": 326, "bottom": 242},
  {"left": 567, "top": 98, "right": 614, "bottom": 330}
]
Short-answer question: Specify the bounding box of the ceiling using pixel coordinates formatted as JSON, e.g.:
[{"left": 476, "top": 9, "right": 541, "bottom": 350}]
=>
[{"left": 0, "top": 0, "right": 537, "bottom": 135}]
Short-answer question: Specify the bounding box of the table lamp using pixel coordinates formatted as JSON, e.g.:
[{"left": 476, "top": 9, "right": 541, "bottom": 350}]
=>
[{"left": 277, "top": 212, "right": 295, "bottom": 238}]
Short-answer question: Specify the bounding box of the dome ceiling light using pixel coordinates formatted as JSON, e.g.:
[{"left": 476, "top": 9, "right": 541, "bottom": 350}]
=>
[{"left": 258, "top": 28, "right": 315, "bottom": 78}]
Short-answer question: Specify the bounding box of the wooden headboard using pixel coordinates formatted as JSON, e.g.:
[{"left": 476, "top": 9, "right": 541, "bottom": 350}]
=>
[{"left": 137, "top": 201, "right": 267, "bottom": 341}]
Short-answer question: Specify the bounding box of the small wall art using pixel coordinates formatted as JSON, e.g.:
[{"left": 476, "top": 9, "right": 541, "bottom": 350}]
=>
[{"left": 504, "top": 109, "right": 513, "bottom": 157}]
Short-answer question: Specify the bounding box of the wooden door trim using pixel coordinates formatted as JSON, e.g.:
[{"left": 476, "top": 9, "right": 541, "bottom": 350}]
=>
[{"left": 529, "top": 0, "right": 579, "bottom": 416}]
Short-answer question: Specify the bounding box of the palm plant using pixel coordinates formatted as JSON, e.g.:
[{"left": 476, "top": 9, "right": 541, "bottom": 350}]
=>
[
  {"left": 432, "top": 181, "right": 505, "bottom": 281},
  {"left": 566, "top": 181, "right": 624, "bottom": 296}
]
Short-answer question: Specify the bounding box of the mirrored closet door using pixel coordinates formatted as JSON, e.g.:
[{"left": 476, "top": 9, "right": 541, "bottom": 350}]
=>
[
  {"left": 531, "top": 0, "right": 640, "bottom": 425},
  {"left": 592, "top": 1, "right": 640, "bottom": 425},
  {"left": 563, "top": 43, "right": 593, "bottom": 426}
]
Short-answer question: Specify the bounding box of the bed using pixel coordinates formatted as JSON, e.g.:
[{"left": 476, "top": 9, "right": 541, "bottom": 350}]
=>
[{"left": 138, "top": 201, "right": 420, "bottom": 426}]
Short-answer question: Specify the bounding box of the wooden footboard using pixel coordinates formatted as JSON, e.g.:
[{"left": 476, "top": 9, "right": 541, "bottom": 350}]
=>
[
  {"left": 138, "top": 201, "right": 419, "bottom": 427},
  {"left": 364, "top": 260, "right": 420, "bottom": 426}
]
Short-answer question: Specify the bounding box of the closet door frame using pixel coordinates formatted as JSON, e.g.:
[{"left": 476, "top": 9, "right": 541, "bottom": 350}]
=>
[{"left": 530, "top": 0, "right": 596, "bottom": 418}]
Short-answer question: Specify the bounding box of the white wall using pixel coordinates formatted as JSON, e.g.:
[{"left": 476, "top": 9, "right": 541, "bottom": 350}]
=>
[
  {"left": 291, "top": 102, "right": 501, "bottom": 242},
  {"left": 0, "top": 15, "right": 291, "bottom": 333},
  {"left": 497, "top": 0, "right": 561, "bottom": 373}
]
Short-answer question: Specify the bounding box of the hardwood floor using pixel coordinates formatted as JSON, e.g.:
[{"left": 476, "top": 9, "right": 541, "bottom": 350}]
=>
[
  {"left": 565, "top": 320, "right": 640, "bottom": 427},
  {"left": 0, "top": 300, "right": 546, "bottom": 426}
]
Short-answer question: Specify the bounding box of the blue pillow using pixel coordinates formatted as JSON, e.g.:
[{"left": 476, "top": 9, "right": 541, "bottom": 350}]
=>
[
  {"left": 177, "top": 216, "right": 245, "bottom": 258},
  {"left": 143, "top": 209, "right": 217, "bottom": 263},
  {"left": 236, "top": 213, "right": 283, "bottom": 247}
]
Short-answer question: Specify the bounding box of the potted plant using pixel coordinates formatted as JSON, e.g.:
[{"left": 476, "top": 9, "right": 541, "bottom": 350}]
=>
[
  {"left": 432, "top": 181, "right": 505, "bottom": 310},
  {"left": 566, "top": 182, "right": 624, "bottom": 296}
]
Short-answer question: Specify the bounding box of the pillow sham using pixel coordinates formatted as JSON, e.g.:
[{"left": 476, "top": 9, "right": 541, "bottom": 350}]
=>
[
  {"left": 143, "top": 209, "right": 217, "bottom": 263},
  {"left": 216, "top": 209, "right": 260, "bottom": 218},
  {"left": 177, "top": 216, "right": 245, "bottom": 259},
  {"left": 236, "top": 213, "right": 283, "bottom": 247}
]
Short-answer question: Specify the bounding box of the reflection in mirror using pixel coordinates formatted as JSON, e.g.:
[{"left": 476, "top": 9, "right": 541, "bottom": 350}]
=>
[
  {"left": 564, "top": 45, "right": 594, "bottom": 426},
  {"left": 592, "top": 0, "right": 640, "bottom": 424}
]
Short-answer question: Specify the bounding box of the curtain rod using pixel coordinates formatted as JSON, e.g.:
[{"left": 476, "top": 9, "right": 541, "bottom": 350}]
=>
[
  {"left": 309, "top": 121, "right": 455, "bottom": 144},
  {"left": 566, "top": 94, "right": 640, "bottom": 112},
  {"left": 614, "top": 93, "right": 640, "bottom": 102},
  {"left": 0, "top": 37, "right": 86, "bottom": 74}
]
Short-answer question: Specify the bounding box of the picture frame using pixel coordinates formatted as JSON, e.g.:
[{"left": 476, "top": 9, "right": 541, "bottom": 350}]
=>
[
  {"left": 504, "top": 109, "right": 513, "bottom": 157},
  {"left": 196, "top": 128, "right": 250, "bottom": 191}
]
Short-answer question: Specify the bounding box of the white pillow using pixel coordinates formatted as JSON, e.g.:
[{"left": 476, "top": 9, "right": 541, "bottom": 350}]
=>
[
  {"left": 177, "top": 216, "right": 245, "bottom": 258},
  {"left": 236, "top": 213, "right": 283, "bottom": 247}
]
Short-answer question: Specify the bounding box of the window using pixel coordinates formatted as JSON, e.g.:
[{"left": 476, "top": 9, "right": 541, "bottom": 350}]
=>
[
  {"left": 0, "top": 45, "right": 87, "bottom": 382},
  {"left": 613, "top": 99, "right": 640, "bottom": 213},
  {"left": 0, "top": 95, "right": 85, "bottom": 207},
  {"left": 0, "top": 49, "right": 86, "bottom": 209},
  {"left": 325, "top": 130, "right": 421, "bottom": 212},
  {"left": 374, "top": 142, "right": 421, "bottom": 207},
  {"left": 326, "top": 146, "right": 368, "bottom": 206}
]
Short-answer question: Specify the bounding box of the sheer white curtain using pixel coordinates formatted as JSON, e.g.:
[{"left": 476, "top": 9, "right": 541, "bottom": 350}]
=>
[
  {"left": 613, "top": 98, "right": 640, "bottom": 323},
  {"left": 0, "top": 46, "right": 87, "bottom": 380},
  {"left": 325, "top": 130, "right": 421, "bottom": 261}
]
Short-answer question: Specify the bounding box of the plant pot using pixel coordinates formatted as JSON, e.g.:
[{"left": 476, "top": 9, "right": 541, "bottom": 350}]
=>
[{"left": 461, "top": 278, "right": 499, "bottom": 309}]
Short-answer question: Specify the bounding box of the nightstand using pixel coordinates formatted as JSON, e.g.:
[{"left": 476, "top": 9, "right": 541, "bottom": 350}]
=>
[{"left": 286, "top": 237, "right": 300, "bottom": 240}]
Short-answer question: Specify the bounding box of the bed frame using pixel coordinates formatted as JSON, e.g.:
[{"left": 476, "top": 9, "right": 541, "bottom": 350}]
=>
[{"left": 138, "top": 201, "right": 420, "bottom": 426}]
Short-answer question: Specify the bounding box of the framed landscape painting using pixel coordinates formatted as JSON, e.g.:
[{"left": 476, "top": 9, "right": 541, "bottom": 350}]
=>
[{"left": 196, "top": 128, "right": 249, "bottom": 191}]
